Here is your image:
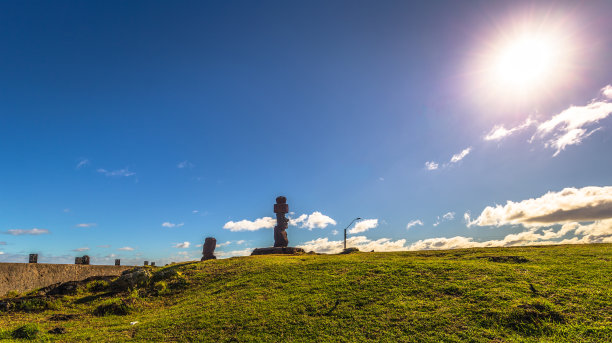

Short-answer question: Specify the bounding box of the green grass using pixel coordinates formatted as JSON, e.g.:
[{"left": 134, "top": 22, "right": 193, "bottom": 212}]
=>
[{"left": 1, "top": 244, "right": 611, "bottom": 342}]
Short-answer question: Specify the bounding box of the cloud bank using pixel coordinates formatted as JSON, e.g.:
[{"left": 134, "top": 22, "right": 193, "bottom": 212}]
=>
[
  {"left": 468, "top": 186, "right": 612, "bottom": 227},
  {"left": 298, "top": 236, "right": 408, "bottom": 254}
]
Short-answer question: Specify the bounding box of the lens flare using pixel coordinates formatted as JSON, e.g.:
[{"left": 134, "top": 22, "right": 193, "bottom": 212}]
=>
[{"left": 493, "top": 34, "right": 560, "bottom": 90}]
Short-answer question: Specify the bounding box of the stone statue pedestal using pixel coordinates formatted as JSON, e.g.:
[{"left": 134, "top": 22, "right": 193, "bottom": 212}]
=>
[{"left": 251, "top": 247, "right": 305, "bottom": 255}]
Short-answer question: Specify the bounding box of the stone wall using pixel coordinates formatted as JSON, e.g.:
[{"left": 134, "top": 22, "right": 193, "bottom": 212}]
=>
[{"left": 0, "top": 263, "right": 132, "bottom": 296}]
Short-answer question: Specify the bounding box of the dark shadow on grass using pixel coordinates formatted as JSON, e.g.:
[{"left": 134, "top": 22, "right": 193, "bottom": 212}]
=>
[{"left": 74, "top": 291, "right": 116, "bottom": 304}]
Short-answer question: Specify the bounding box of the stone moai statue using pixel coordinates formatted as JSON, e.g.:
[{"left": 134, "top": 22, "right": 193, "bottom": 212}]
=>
[
  {"left": 82, "top": 255, "right": 90, "bottom": 265},
  {"left": 115, "top": 259, "right": 121, "bottom": 266},
  {"left": 144, "top": 261, "right": 149, "bottom": 266},
  {"left": 273, "top": 196, "right": 290, "bottom": 247},
  {"left": 75, "top": 257, "right": 83, "bottom": 264},
  {"left": 201, "top": 237, "right": 217, "bottom": 260},
  {"left": 29, "top": 254, "right": 38, "bottom": 263},
  {"left": 151, "top": 262, "right": 156, "bottom": 267}
]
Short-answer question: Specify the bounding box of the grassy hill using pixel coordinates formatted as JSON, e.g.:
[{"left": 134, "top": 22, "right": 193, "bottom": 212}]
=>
[{"left": 1, "top": 244, "right": 611, "bottom": 342}]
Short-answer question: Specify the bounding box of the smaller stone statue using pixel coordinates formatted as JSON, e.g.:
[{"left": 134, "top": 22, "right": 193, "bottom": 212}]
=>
[
  {"left": 29, "top": 254, "right": 38, "bottom": 263},
  {"left": 75, "top": 255, "right": 90, "bottom": 265},
  {"left": 202, "top": 237, "right": 217, "bottom": 260},
  {"left": 115, "top": 259, "right": 121, "bottom": 266}
]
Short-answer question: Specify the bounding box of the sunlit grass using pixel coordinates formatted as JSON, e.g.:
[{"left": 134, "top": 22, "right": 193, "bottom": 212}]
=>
[{"left": 1, "top": 244, "right": 610, "bottom": 342}]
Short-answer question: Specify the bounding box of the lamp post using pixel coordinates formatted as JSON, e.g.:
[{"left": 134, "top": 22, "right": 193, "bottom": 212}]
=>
[{"left": 344, "top": 217, "right": 362, "bottom": 250}]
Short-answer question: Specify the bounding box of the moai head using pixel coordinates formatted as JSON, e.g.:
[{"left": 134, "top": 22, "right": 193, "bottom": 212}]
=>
[
  {"left": 151, "top": 262, "right": 156, "bottom": 267},
  {"left": 144, "top": 261, "right": 149, "bottom": 266},
  {"left": 82, "top": 255, "right": 90, "bottom": 265},
  {"left": 115, "top": 259, "right": 121, "bottom": 266},
  {"left": 75, "top": 257, "right": 82, "bottom": 264},
  {"left": 29, "top": 254, "right": 38, "bottom": 263},
  {"left": 274, "top": 196, "right": 289, "bottom": 214}
]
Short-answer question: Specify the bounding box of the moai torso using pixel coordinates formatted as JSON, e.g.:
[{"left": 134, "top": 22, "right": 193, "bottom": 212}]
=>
[{"left": 273, "top": 196, "right": 290, "bottom": 247}]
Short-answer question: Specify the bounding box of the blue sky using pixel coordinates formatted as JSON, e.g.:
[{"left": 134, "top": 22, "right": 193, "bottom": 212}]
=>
[{"left": 1, "top": 0, "right": 612, "bottom": 265}]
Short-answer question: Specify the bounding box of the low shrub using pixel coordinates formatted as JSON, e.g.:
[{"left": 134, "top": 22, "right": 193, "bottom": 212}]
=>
[
  {"left": 13, "top": 298, "right": 57, "bottom": 312},
  {"left": 12, "top": 324, "right": 39, "bottom": 339},
  {"left": 93, "top": 298, "right": 130, "bottom": 316},
  {"left": 86, "top": 280, "right": 110, "bottom": 293}
]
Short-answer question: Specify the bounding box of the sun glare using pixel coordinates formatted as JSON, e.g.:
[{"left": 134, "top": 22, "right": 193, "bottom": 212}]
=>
[
  {"left": 474, "top": 17, "right": 576, "bottom": 102},
  {"left": 494, "top": 34, "right": 559, "bottom": 90}
]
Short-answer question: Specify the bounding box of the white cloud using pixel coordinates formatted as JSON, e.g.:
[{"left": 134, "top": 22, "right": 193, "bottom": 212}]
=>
[
  {"left": 118, "top": 246, "right": 135, "bottom": 251},
  {"left": 292, "top": 212, "right": 337, "bottom": 230},
  {"left": 63, "top": 208, "right": 70, "bottom": 213},
  {"left": 192, "top": 210, "right": 199, "bottom": 214},
  {"left": 378, "top": 177, "right": 385, "bottom": 181},
  {"left": 468, "top": 186, "right": 612, "bottom": 228},
  {"left": 409, "top": 219, "right": 612, "bottom": 250},
  {"left": 75, "top": 223, "right": 96, "bottom": 228},
  {"left": 97, "top": 168, "right": 136, "bottom": 177},
  {"left": 535, "top": 88, "right": 612, "bottom": 156},
  {"left": 433, "top": 212, "right": 456, "bottom": 227},
  {"left": 72, "top": 247, "right": 90, "bottom": 252},
  {"left": 450, "top": 147, "right": 472, "bottom": 163},
  {"left": 406, "top": 219, "right": 424, "bottom": 230},
  {"left": 484, "top": 118, "right": 535, "bottom": 141},
  {"left": 602, "top": 85, "right": 612, "bottom": 99},
  {"left": 223, "top": 217, "right": 276, "bottom": 232},
  {"left": 348, "top": 219, "right": 378, "bottom": 234},
  {"left": 425, "top": 161, "right": 439, "bottom": 170},
  {"left": 298, "top": 236, "right": 408, "bottom": 254},
  {"left": 0, "top": 252, "right": 4, "bottom": 255},
  {"left": 76, "top": 158, "right": 90, "bottom": 169},
  {"left": 216, "top": 248, "right": 253, "bottom": 258},
  {"left": 173, "top": 241, "right": 190, "bottom": 249},
  {"left": 177, "top": 161, "right": 194, "bottom": 169},
  {"left": 162, "top": 222, "right": 184, "bottom": 228},
  {"left": 217, "top": 241, "right": 232, "bottom": 247},
  {"left": 224, "top": 212, "right": 336, "bottom": 232},
  {"left": 426, "top": 146, "right": 472, "bottom": 171},
  {"left": 331, "top": 229, "right": 339, "bottom": 235},
  {"left": 4, "top": 228, "right": 50, "bottom": 235}
]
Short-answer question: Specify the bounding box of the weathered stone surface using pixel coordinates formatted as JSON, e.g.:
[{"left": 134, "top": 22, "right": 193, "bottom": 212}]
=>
[
  {"left": 251, "top": 247, "right": 305, "bottom": 255},
  {"left": 29, "top": 254, "right": 38, "bottom": 263},
  {"left": 0, "top": 263, "right": 131, "bottom": 296},
  {"left": 74, "top": 255, "right": 90, "bottom": 265},
  {"left": 144, "top": 261, "right": 149, "bottom": 266},
  {"left": 111, "top": 268, "right": 152, "bottom": 292},
  {"left": 115, "top": 259, "right": 121, "bottom": 266},
  {"left": 273, "top": 196, "right": 290, "bottom": 247},
  {"left": 151, "top": 262, "right": 156, "bottom": 267},
  {"left": 202, "top": 237, "right": 217, "bottom": 260}
]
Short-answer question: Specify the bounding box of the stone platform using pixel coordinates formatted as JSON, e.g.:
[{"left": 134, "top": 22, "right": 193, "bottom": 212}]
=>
[{"left": 251, "top": 247, "right": 305, "bottom": 256}]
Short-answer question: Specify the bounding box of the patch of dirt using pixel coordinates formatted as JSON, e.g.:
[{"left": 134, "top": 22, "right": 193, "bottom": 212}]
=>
[
  {"left": 478, "top": 256, "right": 530, "bottom": 263},
  {"left": 48, "top": 327, "right": 66, "bottom": 334},
  {"left": 49, "top": 313, "right": 76, "bottom": 321}
]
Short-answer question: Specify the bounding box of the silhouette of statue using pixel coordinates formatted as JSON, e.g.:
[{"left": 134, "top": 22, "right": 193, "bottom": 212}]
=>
[
  {"left": 202, "top": 237, "right": 217, "bottom": 260},
  {"left": 273, "top": 196, "right": 289, "bottom": 247}
]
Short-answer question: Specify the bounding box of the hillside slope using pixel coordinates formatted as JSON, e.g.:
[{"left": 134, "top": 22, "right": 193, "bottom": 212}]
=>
[{"left": 1, "top": 244, "right": 611, "bottom": 342}]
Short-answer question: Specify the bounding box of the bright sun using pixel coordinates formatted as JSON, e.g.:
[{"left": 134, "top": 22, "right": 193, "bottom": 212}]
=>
[
  {"left": 494, "top": 34, "right": 559, "bottom": 90},
  {"left": 477, "top": 21, "right": 574, "bottom": 100}
]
